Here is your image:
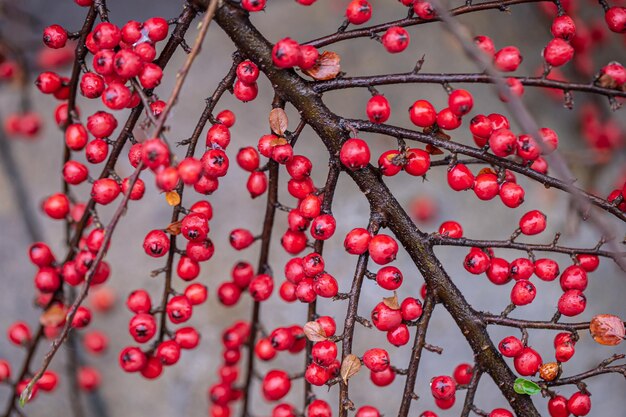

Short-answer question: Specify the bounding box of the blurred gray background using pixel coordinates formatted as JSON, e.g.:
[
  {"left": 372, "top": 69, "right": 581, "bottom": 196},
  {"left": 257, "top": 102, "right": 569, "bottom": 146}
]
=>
[{"left": 0, "top": 0, "right": 625, "bottom": 416}]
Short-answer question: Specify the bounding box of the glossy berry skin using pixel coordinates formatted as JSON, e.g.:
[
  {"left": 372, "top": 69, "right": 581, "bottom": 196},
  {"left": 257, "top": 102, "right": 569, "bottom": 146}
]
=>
[
  {"left": 543, "top": 38, "right": 574, "bottom": 67},
  {"left": 513, "top": 347, "right": 542, "bottom": 376},
  {"left": 494, "top": 46, "right": 523, "bottom": 72},
  {"left": 413, "top": 1, "right": 436, "bottom": 19},
  {"left": 29, "top": 243, "right": 55, "bottom": 267},
  {"left": 340, "top": 138, "right": 370, "bottom": 170},
  {"left": 367, "top": 368, "right": 394, "bottom": 388},
  {"left": 568, "top": 392, "right": 591, "bottom": 416},
  {"left": 382, "top": 27, "right": 410, "bottom": 53},
  {"left": 237, "top": 147, "right": 260, "bottom": 172},
  {"left": 305, "top": 363, "right": 330, "bottom": 386},
  {"left": 387, "top": 324, "right": 410, "bottom": 346},
  {"left": 576, "top": 254, "right": 599, "bottom": 272},
  {"left": 534, "top": 258, "right": 559, "bottom": 281},
  {"left": 510, "top": 279, "right": 536, "bottom": 305},
  {"left": 401, "top": 297, "right": 423, "bottom": 321},
  {"left": 447, "top": 164, "right": 474, "bottom": 191},
  {"left": 363, "top": 348, "right": 390, "bottom": 372},
  {"left": 519, "top": 210, "right": 547, "bottom": 235},
  {"left": 119, "top": 346, "right": 147, "bottom": 372},
  {"left": 510, "top": 258, "right": 534, "bottom": 280},
  {"left": 473, "top": 173, "right": 499, "bottom": 200},
  {"left": 237, "top": 60, "right": 260, "bottom": 84},
  {"left": 378, "top": 150, "right": 402, "bottom": 176},
  {"left": 91, "top": 178, "right": 121, "bottom": 205},
  {"left": 343, "top": 228, "right": 371, "bottom": 255},
  {"left": 8, "top": 322, "right": 32, "bottom": 346},
  {"left": 43, "top": 193, "right": 70, "bottom": 220},
  {"left": 65, "top": 124, "right": 89, "bottom": 151},
  {"left": 129, "top": 313, "right": 156, "bottom": 343},
  {"left": 430, "top": 375, "right": 456, "bottom": 400},
  {"left": 141, "top": 139, "right": 169, "bottom": 170},
  {"left": 371, "top": 302, "right": 402, "bottom": 331},
  {"left": 438, "top": 221, "right": 462, "bottom": 238},
  {"left": 286, "top": 155, "right": 312, "bottom": 180},
  {"left": 234, "top": 80, "right": 258, "bottom": 102},
  {"left": 242, "top": 0, "right": 266, "bottom": 12},
  {"left": 498, "top": 335, "right": 523, "bottom": 357},
  {"left": 474, "top": 35, "right": 496, "bottom": 57},
  {"left": 448, "top": 89, "right": 473, "bottom": 116},
  {"left": 316, "top": 316, "right": 336, "bottom": 337},
  {"left": 346, "top": 0, "right": 372, "bottom": 25},
  {"left": 355, "top": 406, "right": 380, "bottom": 417},
  {"left": 156, "top": 340, "right": 181, "bottom": 365},
  {"left": 262, "top": 370, "right": 291, "bottom": 401},
  {"left": 487, "top": 258, "right": 511, "bottom": 285},
  {"left": 403, "top": 148, "right": 430, "bottom": 177},
  {"left": 436, "top": 108, "right": 461, "bottom": 130},
  {"left": 249, "top": 274, "right": 274, "bottom": 301},
  {"left": 166, "top": 295, "right": 193, "bottom": 324},
  {"left": 489, "top": 129, "right": 517, "bottom": 157},
  {"left": 368, "top": 234, "right": 398, "bottom": 265},
  {"left": 499, "top": 182, "right": 525, "bottom": 208},
  {"left": 308, "top": 399, "right": 332, "bottom": 417},
  {"left": 298, "top": 45, "right": 319, "bottom": 70},
  {"left": 43, "top": 25, "right": 68, "bottom": 49},
  {"left": 559, "top": 265, "right": 587, "bottom": 291},
  {"left": 376, "top": 266, "right": 403, "bottom": 290},
  {"left": 551, "top": 15, "right": 576, "bottom": 40},
  {"left": 605, "top": 7, "right": 626, "bottom": 33},
  {"left": 453, "top": 363, "right": 473, "bottom": 385},
  {"left": 558, "top": 290, "right": 586, "bottom": 316},
  {"left": 143, "top": 230, "right": 170, "bottom": 258},
  {"left": 548, "top": 395, "right": 570, "bottom": 417},
  {"left": 464, "top": 248, "right": 490, "bottom": 274},
  {"left": 310, "top": 215, "right": 336, "bottom": 240},
  {"left": 366, "top": 95, "right": 391, "bottom": 124},
  {"left": 35, "top": 71, "right": 62, "bottom": 94},
  {"left": 409, "top": 100, "right": 436, "bottom": 127},
  {"left": 272, "top": 38, "right": 301, "bottom": 69},
  {"left": 311, "top": 340, "right": 337, "bottom": 366}
]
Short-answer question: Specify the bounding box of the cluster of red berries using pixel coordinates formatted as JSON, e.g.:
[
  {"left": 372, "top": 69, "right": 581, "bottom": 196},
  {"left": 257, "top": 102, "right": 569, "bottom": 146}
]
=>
[
  {"left": 271, "top": 38, "right": 320, "bottom": 71},
  {"left": 208, "top": 320, "right": 249, "bottom": 416},
  {"left": 3, "top": 112, "right": 42, "bottom": 139},
  {"left": 280, "top": 253, "right": 339, "bottom": 303},
  {"left": 233, "top": 60, "right": 260, "bottom": 102}
]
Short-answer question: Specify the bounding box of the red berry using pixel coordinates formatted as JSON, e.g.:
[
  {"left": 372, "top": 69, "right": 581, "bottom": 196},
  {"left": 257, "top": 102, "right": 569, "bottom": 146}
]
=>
[
  {"left": 575, "top": 254, "right": 599, "bottom": 272},
  {"left": 119, "top": 346, "right": 147, "bottom": 372},
  {"left": 8, "top": 322, "right": 32, "bottom": 346},
  {"left": 249, "top": 274, "right": 274, "bottom": 301},
  {"left": 605, "top": 7, "right": 626, "bottom": 33},
  {"left": 144, "top": 17, "right": 169, "bottom": 42},
  {"left": 511, "top": 279, "right": 536, "bottom": 305},
  {"left": 487, "top": 258, "right": 511, "bottom": 285},
  {"left": 409, "top": 100, "right": 436, "bottom": 127},
  {"left": 404, "top": 148, "right": 430, "bottom": 176},
  {"left": 311, "top": 340, "right": 337, "bottom": 366},
  {"left": 448, "top": 164, "right": 474, "bottom": 191},
  {"left": 346, "top": 0, "right": 372, "bottom": 25},
  {"left": 489, "top": 409, "right": 513, "bottom": 417},
  {"left": 382, "top": 27, "right": 410, "bottom": 53},
  {"left": 551, "top": 15, "right": 576, "bottom": 40},
  {"left": 534, "top": 258, "right": 559, "bottom": 281},
  {"left": 498, "top": 335, "right": 523, "bottom": 357},
  {"left": 43, "top": 193, "right": 70, "bottom": 219},
  {"left": 453, "top": 363, "right": 473, "bottom": 385},
  {"left": 499, "top": 182, "right": 525, "bottom": 208},
  {"left": 489, "top": 129, "right": 517, "bottom": 157},
  {"left": 29, "top": 243, "right": 55, "bottom": 267},
  {"left": 43, "top": 25, "right": 68, "bottom": 49},
  {"left": 366, "top": 95, "right": 391, "bottom": 124},
  {"left": 494, "top": 46, "right": 523, "bottom": 72},
  {"left": 474, "top": 35, "right": 496, "bottom": 57},
  {"left": 376, "top": 266, "right": 403, "bottom": 290},
  {"left": 430, "top": 375, "right": 456, "bottom": 400},
  {"left": 436, "top": 108, "right": 461, "bottom": 130},
  {"left": 464, "top": 248, "right": 491, "bottom": 274},
  {"left": 155, "top": 340, "right": 181, "bottom": 365},
  {"left": 548, "top": 395, "right": 570, "bottom": 417},
  {"left": 568, "top": 392, "right": 591, "bottom": 416},
  {"left": 363, "top": 348, "right": 390, "bottom": 372},
  {"left": 340, "top": 138, "right": 370, "bottom": 170},
  {"left": 544, "top": 38, "right": 574, "bottom": 67},
  {"left": 368, "top": 234, "right": 398, "bottom": 265},
  {"left": 558, "top": 290, "right": 586, "bottom": 316},
  {"left": 519, "top": 210, "right": 547, "bottom": 235},
  {"left": 473, "top": 173, "right": 499, "bottom": 200},
  {"left": 510, "top": 258, "right": 534, "bottom": 280},
  {"left": 272, "top": 38, "right": 301, "bottom": 69},
  {"left": 413, "top": 1, "right": 437, "bottom": 19},
  {"left": 387, "top": 324, "right": 410, "bottom": 346},
  {"left": 371, "top": 302, "right": 402, "bottom": 331},
  {"left": 513, "top": 347, "right": 542, "bottom": 376},
  {"left": 448, "top": 89, "right": 473, "bottom": 116},
  {"left": 242, "top": 0, "right": 266, "bottom": 12},
  {"left": 262, "top": 370, "right": 291, "bottom": 401}
]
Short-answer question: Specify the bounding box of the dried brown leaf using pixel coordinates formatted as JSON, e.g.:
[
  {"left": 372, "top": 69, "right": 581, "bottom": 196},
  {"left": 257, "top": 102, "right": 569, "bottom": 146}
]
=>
[
  {"left": 425, "top": 144, "right": 444, "bottom": 155},
  {"left": 340, "top": 353, "right": 361, "bottom": 384},
  {"left": 269, "top": 108, "right": 289, "bottom": 136},
  {"left": 383, "top": 291, "right": 400, "bottom": 310},
  {"left": 40, "top": 303, "right": 67, "bottom": 327},
  {"left": 166, "top": 220, "right": 183, "bottom": 235},
  {"left": 165, "top": 191, "right": 181, "bottom": 206},
  {"left": 303, "top": 321, "right": 328, "bottom": 342},
  {"left": 478, "top": 167, "right": 497, "bottom": 176},
  {"left": 590, "top": 314, "right": 625, "bottom": 346},
  {"left": 303, "top": 51, "right": 341, "bottom": 81}
]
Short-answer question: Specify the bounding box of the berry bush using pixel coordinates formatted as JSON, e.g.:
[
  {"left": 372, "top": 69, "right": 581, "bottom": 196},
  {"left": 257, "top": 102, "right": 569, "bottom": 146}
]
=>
[{"left": 0, "top": 0, "right": 625, "bottom": 416}]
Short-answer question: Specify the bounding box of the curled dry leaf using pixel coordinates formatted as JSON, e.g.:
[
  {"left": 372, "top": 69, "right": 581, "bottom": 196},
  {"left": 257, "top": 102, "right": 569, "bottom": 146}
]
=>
[
  {"left": 303, "top": 321, "right": 328, "bottom": 342},
  {"left": 539, "top": 362, "right": 561, "bottom": 382},
  {"left": 425, "top": 144, "right": 444, "bottom": 155},
  {"left": 383, "top": 291, "right": 400, "bottom": 310},
  {"left": 165, "top": 191, "right": 181, "bottom": 206},
  {"left": 589, "top": 314, "right": 625, "bottom": 346},
  {"left": 340, "top": 353, "right": 361, "bottom": 384},
  {"left": 303, "top": 51, "right": 341, "bottom": 81},
  {"left": 269, "top": 108, "right": 289, "bottom": 136},
  {"left": 166, "top": 220, "right": 183, "bottom": 235},
  {"left": 478, "top": 167, "right": 498, "bottom": 176},
  {"left": 40, "top": 303, "right": 68, "bottom": 327}
]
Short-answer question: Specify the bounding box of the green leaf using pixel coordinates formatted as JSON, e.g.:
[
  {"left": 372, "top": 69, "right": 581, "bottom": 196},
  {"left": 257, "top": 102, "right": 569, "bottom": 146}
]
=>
[{"left": 513, "top": 378, "right": 541, "bottom": 395}]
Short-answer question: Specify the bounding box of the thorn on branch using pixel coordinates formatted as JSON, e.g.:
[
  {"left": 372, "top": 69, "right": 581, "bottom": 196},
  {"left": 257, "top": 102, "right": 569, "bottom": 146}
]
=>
[
  {"left": 499, "top": 303, "right": 516, "bottom": 318},
  {"left": 355, "top": 315, "right": 373, "bottom": 328},
  {"left": 424, "top": 343, "right": 443, "bottom": 354},
  {"left": 413, "top": 54, "right": 426, "bottom": 74}
]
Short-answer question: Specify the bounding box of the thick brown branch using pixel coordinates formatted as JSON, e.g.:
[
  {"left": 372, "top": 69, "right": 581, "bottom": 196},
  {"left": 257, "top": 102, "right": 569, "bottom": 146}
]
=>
[{"left": 214, "top": 6, "right": 542, "bottom": 415}]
